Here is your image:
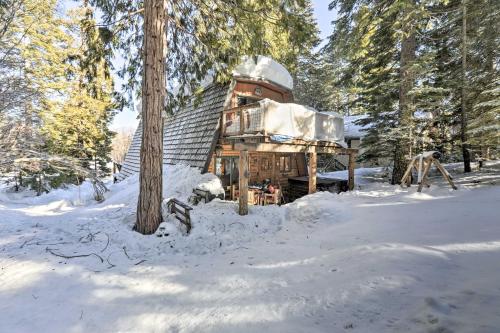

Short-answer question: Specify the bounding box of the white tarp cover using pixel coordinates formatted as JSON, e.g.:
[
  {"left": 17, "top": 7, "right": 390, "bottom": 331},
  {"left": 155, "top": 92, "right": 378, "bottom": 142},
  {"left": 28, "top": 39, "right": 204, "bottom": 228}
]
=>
[
  {"left": 226, "top": 99, "right": 344, "bottom": 143},
  {"left": 262, "top": 99, "right": 344, "bottom": 142}
]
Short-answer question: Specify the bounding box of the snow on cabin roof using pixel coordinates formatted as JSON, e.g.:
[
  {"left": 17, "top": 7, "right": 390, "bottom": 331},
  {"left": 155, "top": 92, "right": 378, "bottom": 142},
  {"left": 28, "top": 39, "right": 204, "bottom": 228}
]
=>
[
  {"left": 117, "top": 84, "right": 230, "bottom": 181},
  {"left": 232, "top": 56, "right": 294, "bottom": 91}
]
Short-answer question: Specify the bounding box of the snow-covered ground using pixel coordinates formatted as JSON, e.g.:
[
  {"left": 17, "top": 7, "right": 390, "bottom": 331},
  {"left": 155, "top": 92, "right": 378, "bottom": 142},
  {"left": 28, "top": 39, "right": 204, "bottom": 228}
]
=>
[{"left": 1, "top": 162, "right": 499, "bottom": 333}]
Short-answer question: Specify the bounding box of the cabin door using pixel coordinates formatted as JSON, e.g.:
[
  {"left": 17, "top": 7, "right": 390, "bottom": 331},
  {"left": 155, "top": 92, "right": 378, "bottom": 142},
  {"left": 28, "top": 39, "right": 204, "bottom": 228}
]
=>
[{"left": 215, "top": 157, "right": 239, "bottom": 196}]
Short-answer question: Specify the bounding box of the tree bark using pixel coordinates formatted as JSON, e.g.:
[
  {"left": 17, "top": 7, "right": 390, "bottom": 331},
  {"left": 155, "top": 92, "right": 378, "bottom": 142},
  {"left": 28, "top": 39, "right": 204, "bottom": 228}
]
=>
[
  {"left": 461, "top": 0, "right": 471, "bottom": 173},
  {"left": 392, "top": 7, "right": 416, "bottom": 185},
  {"left": 135, "top": 0, "right": 166, "bottom": 235}
]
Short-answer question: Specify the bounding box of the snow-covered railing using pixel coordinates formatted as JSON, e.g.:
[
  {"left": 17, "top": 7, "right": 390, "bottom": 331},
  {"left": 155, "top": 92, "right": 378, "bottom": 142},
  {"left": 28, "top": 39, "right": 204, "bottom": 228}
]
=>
[{"left": 222, "top": 103, "right": 262, "bottom": 136}]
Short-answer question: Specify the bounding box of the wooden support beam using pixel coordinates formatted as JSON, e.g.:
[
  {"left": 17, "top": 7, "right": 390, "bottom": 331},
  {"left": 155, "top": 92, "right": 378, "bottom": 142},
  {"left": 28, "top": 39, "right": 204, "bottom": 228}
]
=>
[
  {"left": 239, "top": 110, "right": 244, "bottom": 135},
  {"left": 308, "top": 151, "right": 317, "bottom": 194},
  {"left": 233, "top": 142, "right": 355, "bottom": 155},
  {"left": 434, "top": 160, "right": 458, "bottom": 190},
  {"left": 417, "top": 159, "right": 432, "bottom": 192},
  {"left": 238, "top": 150, "right": 249, "bottom": 215},
  {"left": 400, "top": 156, "right": 416, "bottom": 187},
  {"left": 271, "top": 153, "right": 276, "bottom": 184},
  {"left": 348, "top": 151, "right": 356, "bottom": 191}
]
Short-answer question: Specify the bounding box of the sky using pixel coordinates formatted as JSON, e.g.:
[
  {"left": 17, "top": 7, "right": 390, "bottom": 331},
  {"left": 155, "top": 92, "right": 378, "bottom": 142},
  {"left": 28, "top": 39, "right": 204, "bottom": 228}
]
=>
[{"left": 110, "top": 1, "right": 336, "bottom": 131}]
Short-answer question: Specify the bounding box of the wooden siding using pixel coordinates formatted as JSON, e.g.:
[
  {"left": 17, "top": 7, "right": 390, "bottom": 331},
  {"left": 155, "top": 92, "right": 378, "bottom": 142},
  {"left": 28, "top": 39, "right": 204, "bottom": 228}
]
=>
[
  {"left": 208, "top": 149, "right": 307, "bottom": 189},
  {"left": 230, "top": 80, "right": 293, "bottom": 108},
  {"left": 117, "top": 84, "right": 230, "bottom": 181}
]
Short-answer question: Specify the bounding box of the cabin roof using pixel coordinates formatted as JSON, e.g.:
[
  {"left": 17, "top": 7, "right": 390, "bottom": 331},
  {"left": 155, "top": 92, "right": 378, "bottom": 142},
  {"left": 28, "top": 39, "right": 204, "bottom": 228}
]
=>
[{"left": 117, "top": 83, "right": 230, "bottom": 181}]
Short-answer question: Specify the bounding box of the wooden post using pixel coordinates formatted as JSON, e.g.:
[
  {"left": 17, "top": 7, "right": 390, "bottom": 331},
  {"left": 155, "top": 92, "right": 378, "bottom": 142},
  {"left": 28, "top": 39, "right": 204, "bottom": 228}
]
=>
[
  {"left": 239, "top": 109, "right": 245, "bottom": 135},
  {"left": 417, "top": 158, "right": 433, "bottom": 192},
  {"left": 271, "top": 153, "right": 276, "bottom": 184},
  {"left": 348, "top": 151, "right": 356, "bottom": 191},
  {"left": 239, "top": 150, "right": 249, "bottom": 215},
  {"left": 400, "top": 156, "right": 416, "bottom": 187},
  {"left": 434, "top": 160, "right": 458, "bottom": 190},
  {"left": 308, "top": 151, "right": 317, "bottom": 194}
]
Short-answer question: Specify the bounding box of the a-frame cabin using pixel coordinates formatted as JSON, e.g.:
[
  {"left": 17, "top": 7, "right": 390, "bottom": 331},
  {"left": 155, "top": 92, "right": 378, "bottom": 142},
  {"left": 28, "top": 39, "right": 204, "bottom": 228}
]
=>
[{"left": 118, "top": 56, "right": 357, "bottom": 214}]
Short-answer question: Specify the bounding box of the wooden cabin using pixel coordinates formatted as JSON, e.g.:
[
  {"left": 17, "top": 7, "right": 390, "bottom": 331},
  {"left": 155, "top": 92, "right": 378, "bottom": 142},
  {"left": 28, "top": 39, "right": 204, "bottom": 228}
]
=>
[{"left": 118, "top": 56, "right": 357, "bottom": 215}]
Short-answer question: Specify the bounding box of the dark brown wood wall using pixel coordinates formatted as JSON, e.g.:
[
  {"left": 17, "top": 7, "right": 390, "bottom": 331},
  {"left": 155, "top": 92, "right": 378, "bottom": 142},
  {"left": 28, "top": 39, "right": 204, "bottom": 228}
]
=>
[
  {"left": 207, "top": 151, "right": 307, "bottom": 186},
  {"left": 230, "top": 80, "right": 293, "bottom": 107}
]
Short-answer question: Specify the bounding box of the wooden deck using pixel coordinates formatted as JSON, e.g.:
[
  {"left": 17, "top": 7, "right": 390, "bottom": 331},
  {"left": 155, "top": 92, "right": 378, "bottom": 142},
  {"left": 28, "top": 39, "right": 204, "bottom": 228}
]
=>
[
  {"left": 287, "top": 176, "right": 348, "bottom": 201},
  {"left": 219, "top": 134, "right": 358, "bottom": 215}
]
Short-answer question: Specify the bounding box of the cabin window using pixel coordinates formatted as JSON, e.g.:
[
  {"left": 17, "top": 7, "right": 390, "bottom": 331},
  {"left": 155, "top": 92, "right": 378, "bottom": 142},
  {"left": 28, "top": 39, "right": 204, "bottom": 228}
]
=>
[
  {"left": 237, "top": 95, "right": 261, "bottom": 106},
  {"left": 279, "top": 156, "right": 291, "bottom": 172},
  {"left": 261, "top": 158, "right": 271, "bottom": 171}
]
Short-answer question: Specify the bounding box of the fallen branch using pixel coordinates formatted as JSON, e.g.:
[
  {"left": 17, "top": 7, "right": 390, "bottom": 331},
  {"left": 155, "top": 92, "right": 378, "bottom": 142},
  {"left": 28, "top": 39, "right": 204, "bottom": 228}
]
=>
[
  {"left": 100, "top": 233, "right": 110, "bottom": 253},
  {"left": 79, "top": 231, "right": 101, "bottom": 243},
  {"left": 122, "top": 246, "right": 132, "bottom": 260},
  {"left": 134, "top": 259, "right": 146, "bottom": 265},
  {"left": 20, "top": 238, "right": 69, "bottom": 248},
  {"left": 46, "top": 247, "right": 104, "bottom": 263},
  {"left": 105, "top": 253, "right": 116, "bottom": 268},
  {"left": 20, "top": 237, "right": 36, "bottom": 248}
]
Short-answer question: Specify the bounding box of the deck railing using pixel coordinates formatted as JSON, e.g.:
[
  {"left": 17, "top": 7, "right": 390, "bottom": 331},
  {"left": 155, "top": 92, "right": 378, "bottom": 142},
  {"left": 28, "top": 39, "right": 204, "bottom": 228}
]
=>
[{"left": 221, "top": 103, "right": 262, "bottom": 136}]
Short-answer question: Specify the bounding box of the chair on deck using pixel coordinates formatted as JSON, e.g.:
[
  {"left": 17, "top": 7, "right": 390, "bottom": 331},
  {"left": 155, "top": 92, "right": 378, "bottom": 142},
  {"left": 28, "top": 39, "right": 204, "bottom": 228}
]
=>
[{"left": 263, "top": 188, "right": 281, "bottom": 205}]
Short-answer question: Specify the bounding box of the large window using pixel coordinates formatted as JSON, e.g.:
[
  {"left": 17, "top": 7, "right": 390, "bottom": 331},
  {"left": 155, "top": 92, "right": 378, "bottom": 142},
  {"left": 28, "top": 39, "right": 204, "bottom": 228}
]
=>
[{"left": 215, "top": 157, "right": 239, "bottom": 187}]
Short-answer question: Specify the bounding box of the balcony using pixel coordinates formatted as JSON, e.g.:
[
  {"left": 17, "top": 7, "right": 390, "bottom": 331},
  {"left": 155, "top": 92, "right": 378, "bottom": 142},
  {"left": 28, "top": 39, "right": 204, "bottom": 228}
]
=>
[{"left": 221, "top": 99, "right": 344, "bottom": 144}]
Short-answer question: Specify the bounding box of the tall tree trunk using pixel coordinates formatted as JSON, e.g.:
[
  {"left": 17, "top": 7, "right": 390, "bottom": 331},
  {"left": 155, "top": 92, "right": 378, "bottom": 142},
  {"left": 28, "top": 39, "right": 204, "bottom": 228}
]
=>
[
  {"left": 461, "top": 0, "right": 471, "bottom": 172},
  {"left": 135, "top": 0, "right": 166, "bottom": 235},
  {"left": 392, "top": 10, "right": 416, "bottom": 184}
]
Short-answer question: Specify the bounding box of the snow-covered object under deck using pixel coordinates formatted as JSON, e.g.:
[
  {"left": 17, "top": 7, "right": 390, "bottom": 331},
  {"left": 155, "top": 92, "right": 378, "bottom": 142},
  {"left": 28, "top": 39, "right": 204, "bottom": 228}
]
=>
[{"left": 225, "top": 99, "right": 345, "bottom": 143}]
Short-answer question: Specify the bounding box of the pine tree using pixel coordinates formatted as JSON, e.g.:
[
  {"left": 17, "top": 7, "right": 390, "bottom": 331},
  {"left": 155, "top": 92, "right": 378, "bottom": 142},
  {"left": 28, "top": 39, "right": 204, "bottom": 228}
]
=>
[
  {"left": 42, "top": 5, "right": 115, "bottom": 177},
  {"left": 465, "top": 0, "right": 499, "bottom": 159},
  {"left": 425, "top": 0, "right": 499, "bottom": 164},
  {"left": 0, "top": 0, "right": 73, "bottom": 181},
  {"left": 323, "top": 0, "right": 430, "bottom": 181},
  {"left": 90, "top": 0, "right": 320, "bottom": 234},
  {"left": 1, "top": 0, "right": 116, "bottom": 190}
]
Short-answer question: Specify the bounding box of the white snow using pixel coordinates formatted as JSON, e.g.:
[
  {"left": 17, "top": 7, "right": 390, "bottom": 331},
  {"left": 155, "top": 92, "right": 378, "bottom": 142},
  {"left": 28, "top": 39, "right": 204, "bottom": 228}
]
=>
[
  {"left": 1, "top": 161, "right": 500, "bottom": 332},
  {"left": 343, "top": 114, "right": 370, "bottom": 139},
  {"left": 232, "top": 56, "right": 294, "bottom": 90}
]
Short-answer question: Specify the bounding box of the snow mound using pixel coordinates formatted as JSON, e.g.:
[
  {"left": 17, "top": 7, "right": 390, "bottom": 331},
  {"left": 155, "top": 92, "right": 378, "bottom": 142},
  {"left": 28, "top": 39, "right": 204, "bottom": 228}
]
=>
[
  {"left": 0, "top": 180, "right": 97, "bottom": 207},
  {"left": 233, "top": 55, "right": 293, "bottom": 90},
  {"left": 159, "top": 200, "right": 284, "bottom": 255},
  {"left": 163, "top": 164, "right": 224, "bottom": 201},
  {"left": 286, "top": 191, "right": 350, "bottom": 225}
]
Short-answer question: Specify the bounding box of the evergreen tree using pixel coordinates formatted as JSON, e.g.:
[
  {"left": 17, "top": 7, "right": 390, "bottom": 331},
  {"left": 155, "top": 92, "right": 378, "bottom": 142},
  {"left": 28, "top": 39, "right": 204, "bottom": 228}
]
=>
[
  {"left": 1, "top": 0, "right": 116, "bottom": 190},
  {"left": 469, "top": 79, "right": 500, "bottom": 158},
  {"left": 0, "top": 0, "right": 72, "bottom": 181},
  {"left": 323, "top": 0, "right": 430, "bottom": 182},
  {"left": 424, "top": 0, "right": 499, "bottom": 163},
  {"left": 42, "top": 5, "right": 115, "bottom": 177},
  {"left": 319, "top": 0, "right": 498, "bottom": 180},
  {"left": 90, "top": 0, "right": 320, "bottom": 234}
]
